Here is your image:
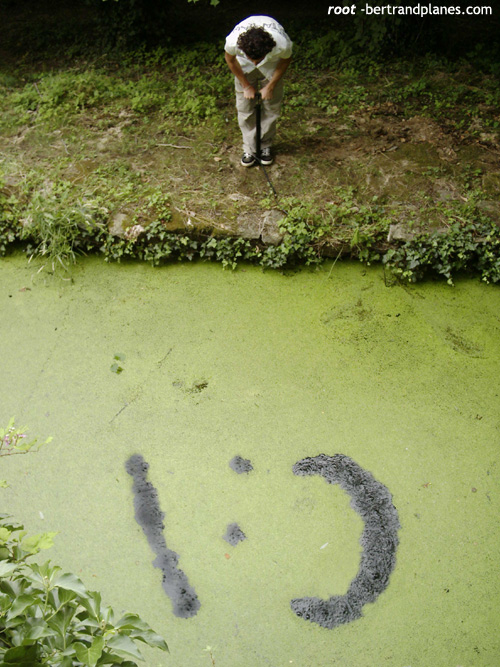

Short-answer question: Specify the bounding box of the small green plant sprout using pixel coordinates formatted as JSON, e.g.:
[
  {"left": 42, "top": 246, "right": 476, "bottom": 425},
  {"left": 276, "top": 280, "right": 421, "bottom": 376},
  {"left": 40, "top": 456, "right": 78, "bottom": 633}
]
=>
[
  {"left": 203, "top": 645, "right": 216, "bottom": 665},
  {"left": 110, "top": 353, "right": 126, "bottom": 374},
  {"left": 0, "top": 515, "right": 169, "bottom": 665},
  {"left": 0, "top": 418, "right": 52, "bottom": 458}
]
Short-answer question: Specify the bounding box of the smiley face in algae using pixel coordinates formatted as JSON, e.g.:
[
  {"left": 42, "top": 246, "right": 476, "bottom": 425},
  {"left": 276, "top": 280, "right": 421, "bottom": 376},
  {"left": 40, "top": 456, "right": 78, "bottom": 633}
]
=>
[{"left": 126, "top": 452, "right": 400, "bottom": 628}]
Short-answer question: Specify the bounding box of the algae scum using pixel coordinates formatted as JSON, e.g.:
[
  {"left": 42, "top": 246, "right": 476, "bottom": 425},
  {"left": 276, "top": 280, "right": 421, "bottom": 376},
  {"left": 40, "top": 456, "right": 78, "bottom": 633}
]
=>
[{"left": 1, "top": 255, "right": 500, "bottom": 666}]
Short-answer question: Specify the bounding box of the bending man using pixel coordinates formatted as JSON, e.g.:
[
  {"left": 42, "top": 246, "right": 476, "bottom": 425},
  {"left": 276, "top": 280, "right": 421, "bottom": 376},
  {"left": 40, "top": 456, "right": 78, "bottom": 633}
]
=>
[{"left": 224, "top": 16, "right": 292, "bottom": 167}]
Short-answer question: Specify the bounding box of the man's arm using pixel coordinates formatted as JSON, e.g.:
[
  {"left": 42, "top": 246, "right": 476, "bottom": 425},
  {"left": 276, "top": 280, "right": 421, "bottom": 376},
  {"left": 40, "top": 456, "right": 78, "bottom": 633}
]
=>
[
  {"left": 224, "top": 52, "right": 256, "bottom": 99},
  {"left": 260, "top": 57, "right": 292, "bottom": 100}
]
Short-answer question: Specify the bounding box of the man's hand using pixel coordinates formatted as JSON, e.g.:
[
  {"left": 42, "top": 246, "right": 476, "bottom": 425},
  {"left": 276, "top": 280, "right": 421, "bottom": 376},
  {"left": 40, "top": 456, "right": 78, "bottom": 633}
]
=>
[
  {"left": 243, "top": 85, "right": 256, "bottom": 99},
  {"left": 260, "top": 83, "right": 275, "bottom": 100}
]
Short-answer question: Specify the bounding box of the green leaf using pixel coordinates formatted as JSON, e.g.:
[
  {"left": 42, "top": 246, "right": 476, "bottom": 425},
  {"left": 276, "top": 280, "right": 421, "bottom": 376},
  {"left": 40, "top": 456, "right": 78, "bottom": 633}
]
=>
[
  {"left": 4, "top": 615, "right": 26, "bottom": 630},
  {"left": 56, "top": 587, "right": 77, "bottom": 606},
  {"left": 95, "top": 651, "right": 130, "bottom": 666},
  {"left": 115, "top": 611, "right": 168, "bottom": 650},
  {"left": 47, "top": 605, "right": 77, "bottom": 638},
  {"left": 23, "top": 571, "right": 45, "bottom": 589},
  {"left": 2, "top": 644, "right": 42, "bottom": 666},
  {"left": 12, "top": 440, "right": 37, "bottom": 453},
  {"left": 54, "top": 572, "right": 88, "bottom": 598},
  {"left": 0, "top": 515, "right": 23, "bottom": 531},
  {"left": 77, "top": 616, "right": 100, "bottom": 630},
  {"left": 74, "top": 636, "right": 105, "bottom": 667},
  {"left": 132, "top": 629, "right": 168, "bottom": 652},
  {"left": 0, "top": 578, "right": 17, "bottom": 598},
  {"left": 0, "top": 591, "right": 12, "bottom": 611},
  {"left": 56, "top": 658, "right": 74, "bottom": 667},
  {"left": 6, "top": 593, "right": 39, "bottom": 620},
  {"left": 0, "top": 561, "right": 19, "bottom": 577},
  {"left": 31, "top": 561, "right": 61, "bottom": 584},
  {"left": 0, "top": 479, "right": 9, "bottom": 488},
  {"left": 101, "top": 603, "right": 115, "bottom": 626},
  {"left": 24, "top": 617, "right": 56, "bottom": 640},
  {"left": 0, "top": 525, "right": 12, "bottom": 541},
  {"left": 21, "top": 531, "right": 58, "bottom": 554},
  {"left": 115, "top": 613, "right": 150, "bottom": 632},
  {"left": 80, "top": 590, "right": 101, "bottom": 619},
  {"left": 106, "top": 633, "right": 143, "bottom": 662}
]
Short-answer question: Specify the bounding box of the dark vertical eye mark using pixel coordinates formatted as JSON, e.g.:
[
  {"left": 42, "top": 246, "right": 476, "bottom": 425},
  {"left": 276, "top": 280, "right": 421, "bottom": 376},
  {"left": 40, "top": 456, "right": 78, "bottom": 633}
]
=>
[
  {"left": 126, "top": 454, "right": 200, "bottom": 618},
  {"left": 291, "top": 453, "right": 400, "bottom": 629}
]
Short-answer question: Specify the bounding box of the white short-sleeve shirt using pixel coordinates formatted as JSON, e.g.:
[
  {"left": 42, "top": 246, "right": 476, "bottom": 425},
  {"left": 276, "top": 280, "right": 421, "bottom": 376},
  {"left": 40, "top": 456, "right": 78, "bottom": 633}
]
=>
[{"left": 225, "top": 15, "right": 292, "bottom": 80}]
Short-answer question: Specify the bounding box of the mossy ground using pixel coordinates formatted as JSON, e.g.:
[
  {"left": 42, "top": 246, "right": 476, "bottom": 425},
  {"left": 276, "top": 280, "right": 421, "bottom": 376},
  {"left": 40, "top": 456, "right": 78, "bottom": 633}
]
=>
[{"left": 0, "top": 41, "right": 499, "bottom": 275}]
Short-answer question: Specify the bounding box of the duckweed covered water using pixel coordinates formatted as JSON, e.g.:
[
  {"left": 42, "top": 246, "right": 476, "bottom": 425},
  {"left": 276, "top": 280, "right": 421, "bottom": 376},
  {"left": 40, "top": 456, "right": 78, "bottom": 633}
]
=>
[{"left": 1, "top": 254, "right": 499, "bottom": 666}]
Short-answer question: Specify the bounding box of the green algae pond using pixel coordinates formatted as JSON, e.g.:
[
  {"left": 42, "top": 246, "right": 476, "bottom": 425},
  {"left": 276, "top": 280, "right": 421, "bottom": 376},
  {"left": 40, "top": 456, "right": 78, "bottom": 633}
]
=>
[{"left": 1, "top": 253, "right": 499, "bottom": 666}]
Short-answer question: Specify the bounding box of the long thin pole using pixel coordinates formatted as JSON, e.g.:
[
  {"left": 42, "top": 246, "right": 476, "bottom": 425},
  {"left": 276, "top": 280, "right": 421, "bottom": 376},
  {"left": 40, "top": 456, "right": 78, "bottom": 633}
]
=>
[
  {"left": 254, "top": 91, "right": 280, "bottom": 202},
  {"left": 255, "top": 92, "right": 261, "bottom": 162}
]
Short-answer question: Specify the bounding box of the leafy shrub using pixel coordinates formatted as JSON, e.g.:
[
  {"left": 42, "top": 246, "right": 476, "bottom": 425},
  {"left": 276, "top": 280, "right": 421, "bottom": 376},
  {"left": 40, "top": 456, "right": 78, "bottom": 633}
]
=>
[
  {"left": 0, "top": 419, "right": 53, "bottom": 489},
  {"left": 167, "top": 43, "right": 222, "bottom": 72},
  {"left": 125, "top": 74, "right": 169, "bottom": 113},
  {"left": 164, "top": 90, "right": 218, "bottom": 122},
  {"left": 0, "top": 185, "right": 20, "bottom": 256},
  {"left": 0, "top": 515, "right": 168, "bottom": 666},
  {"left": 21, "top": 182, "right": 108, "bottom": 271},
  {"left": 4, "top": 186, "right": 500, "bottom": 282},
  {"left": 0, "top": 418, "right": 52, "bottom": 460},
  {"left": 161, "top": 69, "right": 229, "bottom": 123},
  {"left": 10, "top": 71, "right": 127, "bottom": 122},
  {"left": 382, "top": 217, "right": 500, "bottom": 284},
  {"left": 87, "top": 0, "right": 173, "bottom": 50}
]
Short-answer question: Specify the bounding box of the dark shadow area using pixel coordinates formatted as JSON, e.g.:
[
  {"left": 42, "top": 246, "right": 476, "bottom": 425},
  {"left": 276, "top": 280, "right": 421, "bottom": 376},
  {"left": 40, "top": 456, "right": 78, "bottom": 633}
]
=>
[{"left": 1, "top": 0, "right": 499, "bottom": 62}]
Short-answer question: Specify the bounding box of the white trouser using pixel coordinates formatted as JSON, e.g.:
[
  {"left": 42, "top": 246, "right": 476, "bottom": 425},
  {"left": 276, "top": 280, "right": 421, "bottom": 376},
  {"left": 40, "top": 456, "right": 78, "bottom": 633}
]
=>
[{"left": 234, "top": 70, "right": 284, "bottom": 155}]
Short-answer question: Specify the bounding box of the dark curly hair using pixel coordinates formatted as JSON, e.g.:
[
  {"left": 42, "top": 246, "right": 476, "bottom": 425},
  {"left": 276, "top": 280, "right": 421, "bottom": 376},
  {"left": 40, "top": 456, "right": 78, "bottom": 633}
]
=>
[{"left": 237, "top": 27, "right": 276, "bottom": 61}]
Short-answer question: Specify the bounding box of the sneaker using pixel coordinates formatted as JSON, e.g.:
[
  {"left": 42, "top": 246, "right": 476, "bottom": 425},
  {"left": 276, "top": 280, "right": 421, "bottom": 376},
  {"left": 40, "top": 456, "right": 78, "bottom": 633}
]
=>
[
  {"left": 260, "top": 147, "right": 273, "bottom": 165},
  {"left": 241, "top": 152, "right": 256, "bottom": 167}
]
